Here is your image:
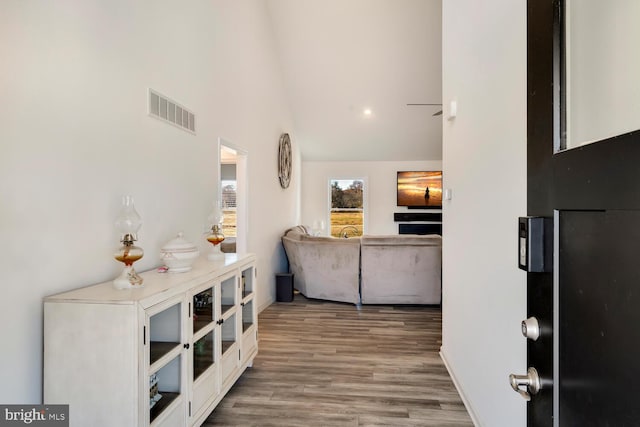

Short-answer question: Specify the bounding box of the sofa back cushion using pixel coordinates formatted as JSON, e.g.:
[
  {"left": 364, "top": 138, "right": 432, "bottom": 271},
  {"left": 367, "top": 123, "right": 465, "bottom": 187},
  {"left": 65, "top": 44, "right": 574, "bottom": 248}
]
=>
[{"left": 360, "top": 234, "right": 441, "bottom": 247}]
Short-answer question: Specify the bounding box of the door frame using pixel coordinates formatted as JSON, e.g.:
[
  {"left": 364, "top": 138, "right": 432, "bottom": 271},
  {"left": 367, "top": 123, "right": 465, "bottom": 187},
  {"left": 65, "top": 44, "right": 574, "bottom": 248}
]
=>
[{"left": 218, "top": 137, "right": 248, "bottom": 255}]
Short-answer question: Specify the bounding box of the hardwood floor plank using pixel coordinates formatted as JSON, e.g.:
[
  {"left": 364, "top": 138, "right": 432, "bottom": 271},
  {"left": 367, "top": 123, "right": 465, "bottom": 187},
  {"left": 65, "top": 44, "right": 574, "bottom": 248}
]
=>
[{"left": 203, "top": 294, "right": 473, "bottom": 426}]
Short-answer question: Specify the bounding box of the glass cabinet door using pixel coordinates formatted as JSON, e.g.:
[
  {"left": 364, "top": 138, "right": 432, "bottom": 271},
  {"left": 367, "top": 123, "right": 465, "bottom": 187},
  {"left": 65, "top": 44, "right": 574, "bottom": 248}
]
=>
[
  {"left": 147, "top": 298, "right": 185, "bottom": 425},
  {"left": 220, "top": 276, "right": 236, "bottom": 315},
  {"left": 189, "top": 282, "right": 222, "bottom": 422},
  {"left": 149, "top": 354, "right": 182, "bottom": 424},
  {"left": 191, "top": 285, "right": 217, "bottom": 381},
  {"left": 193, "top": 330, "right": 215, "bottom": 381},
  {"left": 149, "top": 301, "right": 182, "bottom": 365},
  {"left": 193, "top": 287, "right": 214, "bottom": 335},
  {"left": 242, "top": 299, "right": 254, "bottom": 333},
  {"left": 239, "top": 266, "right": 258, "bottom": 367},
  {"left": 221, "top": 312, "right": 237, "bottom": 356},
  {"left": 240, "top": 266, "right": 254, "bottom": 299}
]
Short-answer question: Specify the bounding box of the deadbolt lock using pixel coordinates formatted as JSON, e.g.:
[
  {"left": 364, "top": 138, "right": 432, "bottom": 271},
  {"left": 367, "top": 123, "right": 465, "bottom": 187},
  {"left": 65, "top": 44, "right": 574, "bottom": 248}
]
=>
[{"left": 521, "top": 317, "right": 540, "bottom": 341}]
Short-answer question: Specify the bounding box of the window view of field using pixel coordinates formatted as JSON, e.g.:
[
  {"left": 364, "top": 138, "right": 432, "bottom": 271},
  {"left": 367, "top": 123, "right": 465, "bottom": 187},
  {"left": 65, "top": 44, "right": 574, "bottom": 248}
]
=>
[
  {"left": 330, "top": 179, "right": 364, "bottom": 237},
  {"left": 222, "top": 209, "right": 236, "bottom": 237},
  {"left": 221, "top": 180, "right": 237, "bottom": 237},
  {"left": 330, "top": 211, "right": 363, "bottom": 237}
]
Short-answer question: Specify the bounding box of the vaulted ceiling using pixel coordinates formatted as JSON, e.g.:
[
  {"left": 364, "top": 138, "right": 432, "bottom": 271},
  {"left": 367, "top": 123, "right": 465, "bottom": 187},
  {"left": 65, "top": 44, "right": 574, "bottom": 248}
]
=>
[{"left": 267, "top": 0, "right": 442, "bottom": 162}]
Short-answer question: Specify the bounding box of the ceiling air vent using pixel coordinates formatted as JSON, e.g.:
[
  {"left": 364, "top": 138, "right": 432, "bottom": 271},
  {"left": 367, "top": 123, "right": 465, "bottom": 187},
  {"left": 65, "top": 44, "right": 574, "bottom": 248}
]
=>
[{"left": 148, "top": 89, "right": 196, "bottom": 134}]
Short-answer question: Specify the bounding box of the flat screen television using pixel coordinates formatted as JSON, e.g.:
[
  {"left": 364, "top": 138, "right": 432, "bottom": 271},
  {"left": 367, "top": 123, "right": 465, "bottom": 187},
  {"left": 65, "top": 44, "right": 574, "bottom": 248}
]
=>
[{"left": 397, "top": 171, "right": 442, "bottom": 209}]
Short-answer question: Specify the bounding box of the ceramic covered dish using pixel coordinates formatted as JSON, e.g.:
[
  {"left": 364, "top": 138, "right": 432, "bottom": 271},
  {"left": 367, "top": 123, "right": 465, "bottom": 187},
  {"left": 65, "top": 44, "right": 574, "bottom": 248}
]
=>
[{"left": 160, "top": 232, "right": 200, "bottom": 273}]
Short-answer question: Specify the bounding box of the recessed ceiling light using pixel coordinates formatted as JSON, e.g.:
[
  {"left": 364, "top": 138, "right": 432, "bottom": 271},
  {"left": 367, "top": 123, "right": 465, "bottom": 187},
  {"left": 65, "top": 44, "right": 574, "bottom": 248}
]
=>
[{"left": 363, "top": 108, "right": 373, "bottom": 116}]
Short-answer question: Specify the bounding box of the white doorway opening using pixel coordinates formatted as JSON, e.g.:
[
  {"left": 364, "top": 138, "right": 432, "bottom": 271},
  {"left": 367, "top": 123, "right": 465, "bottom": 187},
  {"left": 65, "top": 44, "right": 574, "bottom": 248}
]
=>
[{"left": 218, "top": 138, "right": 248, "bottom": 255}]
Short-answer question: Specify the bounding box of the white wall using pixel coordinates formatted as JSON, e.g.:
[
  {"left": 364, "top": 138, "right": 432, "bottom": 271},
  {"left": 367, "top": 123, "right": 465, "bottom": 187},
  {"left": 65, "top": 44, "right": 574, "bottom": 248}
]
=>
[
  {"left": 441, "top": 1, "right": 527, "bottom": 426},
  {"left": 301, "top": 160, "right": 442, "bottom": 235},
  {"left": 0, "top": 0, "right": 298, "bottom": 404}
]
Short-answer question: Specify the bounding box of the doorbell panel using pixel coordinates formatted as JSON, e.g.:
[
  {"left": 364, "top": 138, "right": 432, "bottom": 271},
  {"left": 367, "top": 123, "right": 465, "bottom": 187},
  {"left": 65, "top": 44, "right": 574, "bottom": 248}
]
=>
[{"left": 518, "top": 216, "right": 551, "bottom": 273}]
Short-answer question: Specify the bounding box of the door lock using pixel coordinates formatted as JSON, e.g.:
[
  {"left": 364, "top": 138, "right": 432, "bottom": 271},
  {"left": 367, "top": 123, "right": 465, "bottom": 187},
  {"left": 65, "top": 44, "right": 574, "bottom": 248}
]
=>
[
  {"left": 521, "top": 317, "right": 540, "bottom": 341},
  {"left": 509, "top": 367, "right": 541, "bottom": 401}
]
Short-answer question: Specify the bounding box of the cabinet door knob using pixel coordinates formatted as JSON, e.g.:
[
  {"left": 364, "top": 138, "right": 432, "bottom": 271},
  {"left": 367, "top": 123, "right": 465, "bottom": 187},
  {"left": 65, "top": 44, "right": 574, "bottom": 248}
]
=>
[{"left": 184, "top": 343, "right": 190, "bottom": 350}]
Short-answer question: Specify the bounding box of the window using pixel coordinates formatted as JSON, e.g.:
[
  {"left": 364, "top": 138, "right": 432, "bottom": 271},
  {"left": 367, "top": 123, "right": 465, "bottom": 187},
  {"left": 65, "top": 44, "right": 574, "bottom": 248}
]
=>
[
  {"left": 220, "top": 161, "right": 237, "bottom": 238},
  {"left": 221, "top": 179, "right": 236, "bottom": 237},
  {"left": 329, "top": 179, "right": 365, "bottom": 237}
]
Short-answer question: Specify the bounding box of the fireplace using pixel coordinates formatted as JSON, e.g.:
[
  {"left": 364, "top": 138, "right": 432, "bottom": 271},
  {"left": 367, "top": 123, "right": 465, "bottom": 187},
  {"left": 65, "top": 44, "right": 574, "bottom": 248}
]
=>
[{"left": 398, "top": 223, "right": 442, "bottom": 235}]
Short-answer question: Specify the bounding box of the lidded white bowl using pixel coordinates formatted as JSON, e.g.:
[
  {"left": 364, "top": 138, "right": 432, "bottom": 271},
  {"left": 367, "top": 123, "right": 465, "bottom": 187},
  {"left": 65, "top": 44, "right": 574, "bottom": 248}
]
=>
[{"left": 160, "top": 232, "right": 200, "bottom": 273}]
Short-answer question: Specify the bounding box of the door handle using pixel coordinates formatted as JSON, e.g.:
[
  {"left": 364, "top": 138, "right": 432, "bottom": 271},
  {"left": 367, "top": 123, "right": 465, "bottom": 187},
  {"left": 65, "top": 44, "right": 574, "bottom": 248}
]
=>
[{"left": 509, "top": 367, "right": 541, "bottom": 401}]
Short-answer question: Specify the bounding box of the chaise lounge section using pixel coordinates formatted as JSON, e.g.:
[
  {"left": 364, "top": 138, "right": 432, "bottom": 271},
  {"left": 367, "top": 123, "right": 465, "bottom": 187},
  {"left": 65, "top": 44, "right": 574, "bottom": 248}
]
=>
[{"left": 281, "top": 226, "right": 361, "bottom": 304}]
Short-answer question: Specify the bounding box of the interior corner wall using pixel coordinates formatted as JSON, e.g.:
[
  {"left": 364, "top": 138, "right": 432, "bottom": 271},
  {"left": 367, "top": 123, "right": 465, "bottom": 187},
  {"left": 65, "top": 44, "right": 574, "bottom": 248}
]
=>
[
  {"left": 441, "top": 1, "right": 527, "bottom": 426},
  {"left": 0, "top": 0, "right": 297, "bottom": 404},
  {"left": 301, "top": 160, "right": 442, "bottom": 235}
]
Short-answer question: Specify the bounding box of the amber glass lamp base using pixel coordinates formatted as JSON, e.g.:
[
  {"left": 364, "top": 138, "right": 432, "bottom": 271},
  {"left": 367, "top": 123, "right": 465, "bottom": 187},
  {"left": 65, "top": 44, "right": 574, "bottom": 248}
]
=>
[{"left": 113, "top": 244, "right": 144, "bottom": 289}]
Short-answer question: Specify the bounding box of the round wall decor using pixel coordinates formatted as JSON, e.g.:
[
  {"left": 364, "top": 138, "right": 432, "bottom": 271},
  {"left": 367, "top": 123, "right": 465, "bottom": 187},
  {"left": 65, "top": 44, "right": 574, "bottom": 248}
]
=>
[{"left": 278, "top": 133, "right": 292, "bottom": 189}]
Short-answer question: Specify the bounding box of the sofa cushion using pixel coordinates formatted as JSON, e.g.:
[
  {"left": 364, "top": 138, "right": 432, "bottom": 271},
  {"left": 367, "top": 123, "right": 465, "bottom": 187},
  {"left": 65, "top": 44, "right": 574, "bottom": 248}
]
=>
[
  {"left": 360, "top": 234, "right": 441, "bottom": 246},
  {"left": 301, "top": 234, "right": 361, "bottom": 244},
  {"left": 283, "top": 225, "right": 312, "bottom": 240}
]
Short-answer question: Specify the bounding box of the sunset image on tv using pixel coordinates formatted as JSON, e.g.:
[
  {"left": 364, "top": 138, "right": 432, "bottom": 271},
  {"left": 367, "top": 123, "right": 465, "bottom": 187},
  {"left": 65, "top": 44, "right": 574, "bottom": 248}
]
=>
[{"left": 397, "top": 171, "right": 442, "bottom": 207}]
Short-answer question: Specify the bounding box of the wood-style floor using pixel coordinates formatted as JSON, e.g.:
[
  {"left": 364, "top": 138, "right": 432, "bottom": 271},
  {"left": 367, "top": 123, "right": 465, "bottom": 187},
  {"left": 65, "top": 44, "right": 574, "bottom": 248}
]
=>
[{"left": 204, "top": 293, "right": 473, "bottom": 427}]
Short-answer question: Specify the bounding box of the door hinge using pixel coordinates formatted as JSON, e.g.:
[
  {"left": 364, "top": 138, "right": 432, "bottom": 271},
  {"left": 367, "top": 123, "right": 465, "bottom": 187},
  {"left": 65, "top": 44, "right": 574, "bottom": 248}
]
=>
[
  {"left": 189, "top": 302, "right": 192, "bottom": 317},
  {"left": 143, "top": 326, "right": 146, "bottom": 345},
  {"left": 189, "top": 401, "right": 191, "bottom": 417},
  {"left": 239, "top": 349, "right": 241, "bottom": 361}
]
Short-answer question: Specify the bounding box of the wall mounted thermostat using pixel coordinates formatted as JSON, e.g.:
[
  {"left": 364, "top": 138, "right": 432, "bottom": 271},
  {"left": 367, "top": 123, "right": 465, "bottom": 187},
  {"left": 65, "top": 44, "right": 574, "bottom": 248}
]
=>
[{"left": 518, "top": 216, "right": 551, "bottom": 273}]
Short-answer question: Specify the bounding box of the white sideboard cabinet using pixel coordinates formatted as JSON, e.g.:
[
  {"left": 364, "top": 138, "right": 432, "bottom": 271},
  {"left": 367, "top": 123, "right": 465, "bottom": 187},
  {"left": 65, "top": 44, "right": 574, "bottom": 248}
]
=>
[{"left": 44, "top": 254, "right": 258, "bottom": 427}]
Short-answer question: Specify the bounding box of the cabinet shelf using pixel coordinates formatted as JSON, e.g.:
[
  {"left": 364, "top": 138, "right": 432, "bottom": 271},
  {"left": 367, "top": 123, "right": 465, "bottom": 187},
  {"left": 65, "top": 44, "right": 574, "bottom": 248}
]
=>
[
  {"left": 150, "top": 341, "right": 180, "bottom": 366},
  {"left": 193, "top": 355, "right": 215, "bottom": 380},
  {"left": 242, "top": 322, "right": 252, "bottom": 333},
  {"left": 221, "top": 340, "right": 235, "bottom": 354},
  {"left": 193, "top": 315, "right": 213, "bottom": 333},
  {"left": 150, "top": 391, "right": 179, "bottom": 424}
]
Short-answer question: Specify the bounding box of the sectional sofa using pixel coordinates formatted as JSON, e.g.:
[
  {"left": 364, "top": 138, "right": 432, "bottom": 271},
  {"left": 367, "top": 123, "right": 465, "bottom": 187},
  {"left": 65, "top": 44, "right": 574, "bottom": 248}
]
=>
[{"left": 281, "top": 226, "right": 442, "bottom": 305}]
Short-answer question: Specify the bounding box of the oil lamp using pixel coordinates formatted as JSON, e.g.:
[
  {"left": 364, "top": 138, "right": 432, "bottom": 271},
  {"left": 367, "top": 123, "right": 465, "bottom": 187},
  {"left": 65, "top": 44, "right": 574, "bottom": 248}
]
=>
[
  {"left": 206, "top": 201, "right": 225, "bottom": 261},
  {"left": 113, "top": 195, "right": 144, "bottom": 289}
]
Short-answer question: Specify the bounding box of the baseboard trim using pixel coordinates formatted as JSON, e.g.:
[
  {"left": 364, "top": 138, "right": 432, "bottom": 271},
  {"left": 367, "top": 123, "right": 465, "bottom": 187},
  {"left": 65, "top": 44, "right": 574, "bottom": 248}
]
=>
[
  {"left": 258, "top": 297, "right": 273, "bottom": 314},
  {"left": 440, "top": 347, "right": 482, "bottom": 427}
]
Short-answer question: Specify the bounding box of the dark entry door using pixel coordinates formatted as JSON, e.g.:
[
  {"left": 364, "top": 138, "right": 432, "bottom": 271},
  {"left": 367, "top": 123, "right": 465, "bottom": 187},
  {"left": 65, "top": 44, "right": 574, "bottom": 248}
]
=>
[{"left": 525, "top": 1, "right": 640, "bottom": 426}]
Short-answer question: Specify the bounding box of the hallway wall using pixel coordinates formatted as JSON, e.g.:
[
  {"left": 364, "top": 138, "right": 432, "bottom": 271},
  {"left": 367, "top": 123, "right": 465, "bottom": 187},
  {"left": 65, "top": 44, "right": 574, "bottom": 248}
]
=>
[{"left": 441, "top": 0, "right": 528, "bottom": 425}]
